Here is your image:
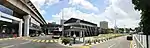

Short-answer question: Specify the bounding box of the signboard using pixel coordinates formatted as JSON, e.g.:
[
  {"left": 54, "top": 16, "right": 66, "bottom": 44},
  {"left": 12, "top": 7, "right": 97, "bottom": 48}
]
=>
[{"left": 0, "top": 4, "right": 13, "bottom": 15}]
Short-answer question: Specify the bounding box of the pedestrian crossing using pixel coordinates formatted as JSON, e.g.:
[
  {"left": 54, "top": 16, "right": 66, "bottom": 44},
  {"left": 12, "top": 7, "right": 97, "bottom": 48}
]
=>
[
  {"left": 22, "top": 38, "right": 59, "bottom": 43},
  {"left": 31, "top": 39, "right": 59, "bottom": 43}
]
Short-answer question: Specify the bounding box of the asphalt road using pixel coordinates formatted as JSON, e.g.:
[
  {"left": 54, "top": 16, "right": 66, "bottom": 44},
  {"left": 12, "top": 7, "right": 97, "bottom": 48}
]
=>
[
  {"left": 0, "top": 35, "right": 131, "bottom": 48},
  {"left": 91, "top": 36, "right": 131, "bottom": 48},
  {"left": 0, "top": 35, "right": 70, "bottom": 48}
]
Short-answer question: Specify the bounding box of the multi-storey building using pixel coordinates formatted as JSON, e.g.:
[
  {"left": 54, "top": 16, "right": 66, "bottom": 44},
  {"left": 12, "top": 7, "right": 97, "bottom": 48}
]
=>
[
  {"left": 0, "top": 0, "right": 46, "bottom": 37},
  {"left": 64, "top": 18, "right": 99, "bottom": 37}
]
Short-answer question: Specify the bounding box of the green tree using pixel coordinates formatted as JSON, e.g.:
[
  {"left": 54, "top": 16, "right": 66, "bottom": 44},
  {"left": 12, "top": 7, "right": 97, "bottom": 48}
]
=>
[{"left": 132, "top": 0, "right": 150, "bottom": 35}]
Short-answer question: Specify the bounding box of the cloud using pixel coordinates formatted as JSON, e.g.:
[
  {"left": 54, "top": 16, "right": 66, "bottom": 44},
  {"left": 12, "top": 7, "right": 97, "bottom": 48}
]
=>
[
  {"left": 101, "top": 0, "right": 141, "bottom": 28},
  {"left": 69, "top": 0, "right": 99, "bottom": 11},
  {"left": 30, "top": 0, "right": 60, "bottom": 15},
  {"left": 30, "top": 0, "right": 60, "bottom": 8},
  {"left": 50, "top": 0, "right": 141, "bottom": 28},
  {"left": 50, "top": 7, "right": 108, "bottom": 26},
  {"left": 40, "top": 10, "right": 46, "bottom": 15}
]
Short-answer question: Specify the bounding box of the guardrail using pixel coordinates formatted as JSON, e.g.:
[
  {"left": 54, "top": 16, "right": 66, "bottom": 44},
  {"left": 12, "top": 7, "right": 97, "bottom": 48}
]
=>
[{"left": 133, "top": 34, "right": 146, "bottom": 48}]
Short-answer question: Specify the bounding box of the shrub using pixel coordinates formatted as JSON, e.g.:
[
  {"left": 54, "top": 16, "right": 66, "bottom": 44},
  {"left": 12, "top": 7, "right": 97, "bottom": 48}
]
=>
[{"left": 62, "top": 38, "right": 71, "bottom": 45}]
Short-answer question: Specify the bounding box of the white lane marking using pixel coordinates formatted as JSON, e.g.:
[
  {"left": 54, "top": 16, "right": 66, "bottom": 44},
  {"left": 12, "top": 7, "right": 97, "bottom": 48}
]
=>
[
  {"left": 2, "top": 44, "right": 15, "bottom": 48},
  {"left": 20, "top": 41, "right": 31, "bottom": 44},
  {"left": 3, "top": 41, "right": 31, "bottom": 48},
  {"left": 108, "top": 44, "right": 116, "bottom": 48}
]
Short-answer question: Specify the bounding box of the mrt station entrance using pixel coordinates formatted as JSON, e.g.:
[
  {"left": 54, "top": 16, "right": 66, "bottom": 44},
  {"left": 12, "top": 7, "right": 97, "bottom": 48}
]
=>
[{"left": 0, "top": 20, "right": 19, "bottom": 38}]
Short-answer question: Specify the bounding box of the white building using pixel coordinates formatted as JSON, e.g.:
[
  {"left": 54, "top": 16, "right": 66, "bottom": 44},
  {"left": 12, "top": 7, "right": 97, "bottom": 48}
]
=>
[
  {"left": 60, "top": 19, "right": 66, "bottom": 25},
  {"left": 100, "top": 21, "right": 108, "bottom": 29}
]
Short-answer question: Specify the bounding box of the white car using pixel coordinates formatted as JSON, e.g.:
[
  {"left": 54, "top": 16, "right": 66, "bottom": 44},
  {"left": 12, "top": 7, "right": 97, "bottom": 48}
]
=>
[{"left": 52, "top": 35, "right": 60, "bottom": 39}]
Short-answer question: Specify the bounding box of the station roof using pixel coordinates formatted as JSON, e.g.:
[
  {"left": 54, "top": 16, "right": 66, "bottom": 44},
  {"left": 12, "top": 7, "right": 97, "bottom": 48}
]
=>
[{"left": 64, "top": 18, "right": 97, "bottom": 26}]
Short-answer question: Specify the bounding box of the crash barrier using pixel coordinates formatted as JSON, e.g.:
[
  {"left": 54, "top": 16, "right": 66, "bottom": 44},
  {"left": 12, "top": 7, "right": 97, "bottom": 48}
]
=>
[{"left": 133, "top": 34, "right": 146, "bottom": 48}]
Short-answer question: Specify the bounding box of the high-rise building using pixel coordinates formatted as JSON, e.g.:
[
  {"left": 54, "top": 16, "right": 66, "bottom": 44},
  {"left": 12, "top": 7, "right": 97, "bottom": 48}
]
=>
[
  {"left": 60, "top": 19, "right": 66, "bottom": 25},
  {"left": 100, "top": 21, "right": 108, "bottom": 29}
]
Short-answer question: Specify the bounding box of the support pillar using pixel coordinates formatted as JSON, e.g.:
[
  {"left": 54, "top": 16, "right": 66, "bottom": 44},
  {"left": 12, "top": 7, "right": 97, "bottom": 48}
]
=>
[
  {"left": 18, "top": 19, "right": 23, "bottom": 37},
  {"left": 23, "top": 15, "right": 31, "bottom": 37}
]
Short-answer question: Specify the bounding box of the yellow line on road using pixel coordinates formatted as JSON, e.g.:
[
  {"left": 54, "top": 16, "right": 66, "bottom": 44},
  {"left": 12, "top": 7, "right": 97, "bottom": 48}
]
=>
[
  {"left": 72, "top": 46, "right": 90, "bottom": 48},
  {"left": 46, "top": 40, "right": 49, "bottom": 43},
  {"left": 3, "top": 38, "right": 8, "bottom": 40},
  {"left": 54, "top": 40, "right": 57, "bottom": 42},
  {"left": 0, "top": 39, "right": 3, "bottom": 41},
  {"left": 41, "top": 40, "right": 45, "bottom": 42},
  {"left": 37, "top": 40, "right": 41, "bottom": 42},
  {"left": 32, "top": 39, "right": 37, "bottom": 42},
  {"left": 50, "top": 40, "right": 53, "bottom": 42},
  {"left": 130, "top": 41, "right": 132, "bottom": 48}
]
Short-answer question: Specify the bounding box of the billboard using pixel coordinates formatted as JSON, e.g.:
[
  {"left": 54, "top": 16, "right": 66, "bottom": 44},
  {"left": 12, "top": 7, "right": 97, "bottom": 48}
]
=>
[{"left": 0, "top": 4, "right": 13, "bottom": 15}]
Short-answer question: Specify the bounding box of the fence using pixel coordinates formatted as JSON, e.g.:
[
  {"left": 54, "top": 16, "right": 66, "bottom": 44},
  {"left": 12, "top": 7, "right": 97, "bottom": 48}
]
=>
[{"left": 133, "top": 34, "right": 146, "bottom": 48}]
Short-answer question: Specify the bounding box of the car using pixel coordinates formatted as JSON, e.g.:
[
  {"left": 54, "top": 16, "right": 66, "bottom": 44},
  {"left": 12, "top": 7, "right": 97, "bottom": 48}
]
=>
[
  {"left": 127, "top": 35, "right": 132, "bottom": 40},
  {"left": 52, "top": 35, "right": 60, "bottom": 39}
]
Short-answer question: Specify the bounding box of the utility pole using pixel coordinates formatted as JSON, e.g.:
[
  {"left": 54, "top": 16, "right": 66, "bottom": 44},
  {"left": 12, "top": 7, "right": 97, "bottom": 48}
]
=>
[
  {"left": 114, "top": 19, "right": 117, "bottom": 33},
  {"left": 114, "top": 13, "right": 118, "bottom": 33},
  {"left": 124, "top": 25, "right": 126, "bottom": 33},
  {"left": 61, "top": 10, "right": 64, "bottom": 37}
]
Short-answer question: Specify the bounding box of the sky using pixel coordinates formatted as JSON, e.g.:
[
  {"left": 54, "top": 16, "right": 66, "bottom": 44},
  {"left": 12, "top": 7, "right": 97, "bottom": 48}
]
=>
[{"left": 30, "top": 0, "right": 141, "bottom": 28}]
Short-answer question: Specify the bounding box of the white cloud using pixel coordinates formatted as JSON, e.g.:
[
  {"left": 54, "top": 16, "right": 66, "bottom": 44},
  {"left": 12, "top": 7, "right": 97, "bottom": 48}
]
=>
[
  {"left": 30, "top": 0, "right": 59, "bottom": 8},
  {"left": 102, "top": 0, "right": 141, "bottom": 28},
  {"left": 30, "top": 0, "right": 60, "bottom": 15},
  {"left": 40, "top": 10, "right": 46, "bottom": 15},
  {"left": 50, "top": 7, "right": 108, "bottom": 27},
  {"left": 50, "top": 0, "right": 141, "bottom": 28},
  {"left": 69, "top": 0, "right": 99, "bottom": 11}
]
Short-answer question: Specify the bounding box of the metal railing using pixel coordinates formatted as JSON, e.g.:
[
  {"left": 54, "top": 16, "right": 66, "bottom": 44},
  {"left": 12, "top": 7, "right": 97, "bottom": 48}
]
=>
[{"left": 133, "top": 34, "right": 146, "bottom": 48}]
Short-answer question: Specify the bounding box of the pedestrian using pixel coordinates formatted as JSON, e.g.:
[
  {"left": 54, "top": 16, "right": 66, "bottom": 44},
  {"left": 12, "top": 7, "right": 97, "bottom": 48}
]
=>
[
  {"left": 2, "top": 29, "right": 6, "bottom": 38},
  {"left": 13, "top": 34, "right": 17, "bottom": 38}
]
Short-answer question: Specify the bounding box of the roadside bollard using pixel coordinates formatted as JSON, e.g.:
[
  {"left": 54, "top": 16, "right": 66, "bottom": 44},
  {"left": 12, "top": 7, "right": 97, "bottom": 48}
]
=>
[
  {"left": 69, "top": 42, "right": 72, "bottom": 46},
  {"left": 98, "top": 39, "right": 100, "bottom": 43},
  {"left": 69, "top": 41, "right": 73, "bottom": 46},
  {"left": 88, "top": 40, "right": 91, "bottom": 45},
  {"left": 94, "top": 40, "right": 96, "bottom": 44}
]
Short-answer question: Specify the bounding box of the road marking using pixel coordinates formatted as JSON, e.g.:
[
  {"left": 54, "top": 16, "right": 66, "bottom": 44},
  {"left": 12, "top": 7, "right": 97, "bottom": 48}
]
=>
[
  {"left": 32, "top": 39, "right": 37, "bottom": 42},
  {"left": 46, "top": 40, "right": 49, "bottom": 43},
  {"left": 20, "top": 41, "right": 31, "bottom": 44},
  {"left": 2, "top": 45, "right": 15, "bottom": 48},
  {"left": 25, "top": 38, "right": 29, "bottom": 40},
  {"left": 0, "top": 39, "right": 3, "bottom": 41},
  {"left": 8, "top": 38, "right": 12, "bottom": 39},
  {"left": 50, "top": 40, "right": 53, "bottom": 42},
  {"left": 3, "top": 41, "right": 31, "bottom": 48},
  {"left": 130, "top": 41, "right": 132, "bottom": 48},
  {"left": 37, "top": 40, "right": 41, "bottom": 42},
  {"left": 41, "top": 40, "right": 45, "bottom": 42},
  {"left": 3, "top": 38, "right": 8, "bottom": 40},
  {"left": 108, "top": 44, "right": 116, "bottom": 48},
  {"left": 54, "top": 40, "right": 57, "bottom": 42},
  {"left": 73, "top": 46, "right": 90, "bottom": 48}
]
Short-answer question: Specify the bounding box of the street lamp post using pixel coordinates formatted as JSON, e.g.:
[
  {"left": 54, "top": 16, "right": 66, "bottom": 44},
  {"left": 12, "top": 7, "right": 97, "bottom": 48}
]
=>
[
  {"left": 73, "top": 32, "right": 76, "bottom": 44},
  {"left": 61, "top": 10, "right": 64, "bottom": 37}
]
